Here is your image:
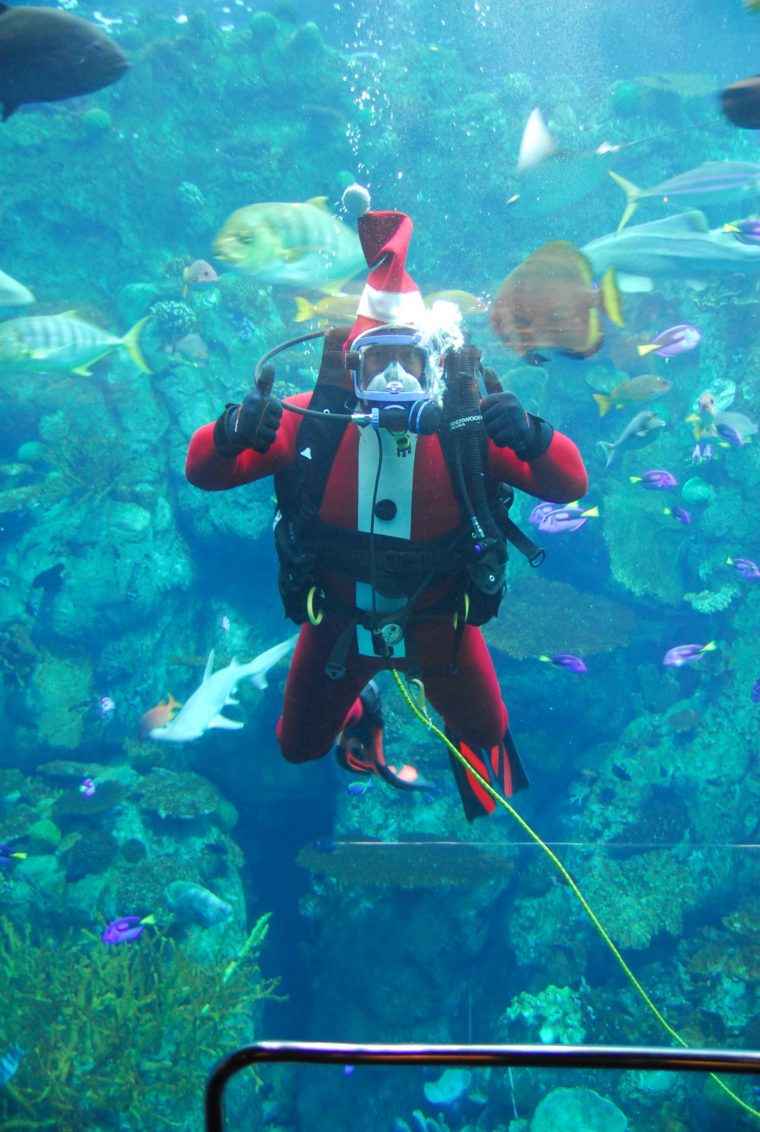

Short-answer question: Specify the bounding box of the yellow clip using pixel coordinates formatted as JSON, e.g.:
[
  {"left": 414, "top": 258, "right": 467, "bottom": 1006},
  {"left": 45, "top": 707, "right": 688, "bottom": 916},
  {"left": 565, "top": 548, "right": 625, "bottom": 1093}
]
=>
[
  {"left": 306, "top": 586, "right": 324, "bottom": 626},
  {"left": 452, "top": 591, "right": 470, "bottom": 630},
  {"left": 407, "top": 677, "right": 430, "bottom": 720}
]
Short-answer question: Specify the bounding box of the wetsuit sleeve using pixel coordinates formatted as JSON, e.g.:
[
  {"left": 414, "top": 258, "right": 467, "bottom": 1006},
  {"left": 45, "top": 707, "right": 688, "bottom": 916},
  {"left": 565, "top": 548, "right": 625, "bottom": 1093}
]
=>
[
  {"left": 487, "top": 429, "right": 588, "bottom": 503},
  {"left": 185, "top": 392, "right": 311, "bottom": 490}
]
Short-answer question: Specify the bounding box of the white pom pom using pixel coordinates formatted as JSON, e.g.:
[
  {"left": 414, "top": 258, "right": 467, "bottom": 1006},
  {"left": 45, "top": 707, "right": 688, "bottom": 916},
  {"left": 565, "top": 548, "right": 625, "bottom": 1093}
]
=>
[{"left": 342, "top": 183, "right": 371, "bottom": 217}]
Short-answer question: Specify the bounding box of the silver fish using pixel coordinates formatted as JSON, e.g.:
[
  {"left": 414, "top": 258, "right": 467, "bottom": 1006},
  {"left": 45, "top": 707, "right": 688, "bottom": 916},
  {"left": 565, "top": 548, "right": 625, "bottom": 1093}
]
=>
[
  {"left": 597, "top": 410, "right": 666, "bottom": 469},
  {"left": 0, "top": 313, "right": 151, "bottom": 375},
  {"left": 611, "top": 161, "right": 760, "bottom": 231},
  {"left": 582, "top": 210, "right": 760, "bottom": 293}
]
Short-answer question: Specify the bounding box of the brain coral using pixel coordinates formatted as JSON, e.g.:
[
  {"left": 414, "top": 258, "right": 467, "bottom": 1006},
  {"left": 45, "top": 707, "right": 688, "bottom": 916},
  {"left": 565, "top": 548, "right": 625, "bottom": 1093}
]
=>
[
  {"left": 132, "top": 769, "right": 221, "bottom": 821},
  {"left": 483, "top": 574, "right": 635, "bottom": 659}
]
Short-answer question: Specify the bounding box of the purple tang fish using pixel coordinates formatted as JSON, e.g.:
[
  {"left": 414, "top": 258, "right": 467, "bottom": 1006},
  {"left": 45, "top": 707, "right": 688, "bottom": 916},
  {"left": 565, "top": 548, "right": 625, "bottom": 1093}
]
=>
[
  {"left": 723, "top": 219, "right": 760, "bottom": 245},
  {"left": 663, "top": 506, "right": 692, "bottom": 525},
  {"left": 101, "top": 914, "right": 155, "bottom": 945},
  {"left": 637, "top": 323, "right": 701, "bottom": 359},
  {"left": 528, "top": 501, "right": 559, "bottom": 527},
  {"left": 663, "top": 641, "right": 717, "bottom": 668},
  {"left": 727, "top": 556, "right": 760, "bottom": 579},
  {"left": 752, "top": 679, "right": 760, "bottom": 703},
  {"left": 0, "top": 844, "right": 27, "bottom": 864},
  {"left": 537, "top": 504, "right": 599, "bottom": 533},
  {"left": 540, "top": 653, "right": 588, "bottom": 673},
  {"left": 629, "top": 469, "right": 678, "bottom": 489}
]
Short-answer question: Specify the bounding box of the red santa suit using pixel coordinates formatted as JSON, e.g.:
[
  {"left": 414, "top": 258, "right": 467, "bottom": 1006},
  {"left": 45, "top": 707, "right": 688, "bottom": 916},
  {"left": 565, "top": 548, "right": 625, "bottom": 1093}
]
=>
[
  {"left": 185, "top": 391, "right": 587, "bottom": 788},
  {"left": 186, "top": 198, "right": 588, "bottom": 816}
]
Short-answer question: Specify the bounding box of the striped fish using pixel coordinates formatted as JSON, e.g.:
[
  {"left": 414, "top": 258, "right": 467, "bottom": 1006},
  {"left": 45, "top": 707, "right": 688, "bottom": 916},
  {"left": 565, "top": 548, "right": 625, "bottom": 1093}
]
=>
[
  {"left": 0, "top": 312, "right": 151, "bottom": 375},
  {"left": 0, "top": 1043, "right": 23, "bottom": 1087},
  {"left": 213, "top": 196, "right": 365, "bottom": 294}
]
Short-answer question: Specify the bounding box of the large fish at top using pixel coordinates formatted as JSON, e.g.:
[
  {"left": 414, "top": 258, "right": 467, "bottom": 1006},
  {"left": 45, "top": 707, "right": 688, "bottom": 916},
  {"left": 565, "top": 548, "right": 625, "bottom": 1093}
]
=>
[
  {"left": 610, "top": 162, "right": 760, "bottom": 231},
  {"left": 0, "top": 4, "right": 129, "bottom": 121},
  {"left": 582, "top": 209, "right": 760, "bottom": 292},
  {"left": 213, "top": 197, "right": 365, "bottom": 294},
  {"left": 489, "top": 240, "right": 624, "bottom": 360}
]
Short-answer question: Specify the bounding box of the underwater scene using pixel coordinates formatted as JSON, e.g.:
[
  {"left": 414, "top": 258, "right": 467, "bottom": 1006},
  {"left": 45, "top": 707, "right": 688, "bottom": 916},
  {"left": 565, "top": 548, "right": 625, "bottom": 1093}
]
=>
[{"left": 1, "top": 0, "right": 760, "bottom": 1128}]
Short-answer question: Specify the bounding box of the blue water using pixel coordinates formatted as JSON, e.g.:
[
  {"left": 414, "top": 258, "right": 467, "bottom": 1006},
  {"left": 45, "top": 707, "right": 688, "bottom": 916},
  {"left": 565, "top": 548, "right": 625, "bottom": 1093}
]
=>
[{"left": 1, "top": 0, "right": 759, "bottom": 1129}]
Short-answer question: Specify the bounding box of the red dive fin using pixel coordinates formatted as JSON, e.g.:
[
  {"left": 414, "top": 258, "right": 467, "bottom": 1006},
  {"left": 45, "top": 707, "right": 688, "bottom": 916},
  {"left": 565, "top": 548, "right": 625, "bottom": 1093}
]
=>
[{"left": 445, "top": 727, "right": 530, "bottom": 822}]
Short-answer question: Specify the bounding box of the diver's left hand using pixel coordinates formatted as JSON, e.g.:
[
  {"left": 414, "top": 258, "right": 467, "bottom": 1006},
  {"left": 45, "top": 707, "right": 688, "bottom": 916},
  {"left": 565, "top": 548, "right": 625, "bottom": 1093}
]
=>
[{"left": 481, "top": 391, "right": 553, "bottom": 460}]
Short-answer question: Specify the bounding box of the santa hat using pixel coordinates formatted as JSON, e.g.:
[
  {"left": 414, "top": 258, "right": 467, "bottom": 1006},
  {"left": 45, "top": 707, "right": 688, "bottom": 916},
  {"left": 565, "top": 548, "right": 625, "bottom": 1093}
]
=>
[{"left": 342, "top": 184, "right": 426, "bottom": 348}]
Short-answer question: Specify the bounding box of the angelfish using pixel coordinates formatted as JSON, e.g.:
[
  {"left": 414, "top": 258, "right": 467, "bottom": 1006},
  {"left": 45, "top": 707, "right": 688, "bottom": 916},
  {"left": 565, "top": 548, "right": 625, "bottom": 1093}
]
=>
[{"left": 489, "top": 241, "right": 623, "bottom": 360}]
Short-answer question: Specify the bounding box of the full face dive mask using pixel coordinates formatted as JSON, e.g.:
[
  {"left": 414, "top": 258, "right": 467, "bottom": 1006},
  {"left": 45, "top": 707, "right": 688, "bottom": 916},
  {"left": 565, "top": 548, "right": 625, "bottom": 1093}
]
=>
[{"left": 348, "top": 324, "right": 441, "bottom": 435}]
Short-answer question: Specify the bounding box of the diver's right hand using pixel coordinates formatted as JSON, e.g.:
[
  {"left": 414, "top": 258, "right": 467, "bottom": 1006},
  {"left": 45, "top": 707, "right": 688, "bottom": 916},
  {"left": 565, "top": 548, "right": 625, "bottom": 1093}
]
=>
[{"left": 213, "top": 388, "right": 283, "bottom": 456}]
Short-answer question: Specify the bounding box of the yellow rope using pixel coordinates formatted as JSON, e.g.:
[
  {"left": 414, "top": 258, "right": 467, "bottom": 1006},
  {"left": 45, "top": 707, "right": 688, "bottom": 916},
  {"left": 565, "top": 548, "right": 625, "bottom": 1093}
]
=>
[{"left": 390, "top": 669, "right": 760, "bottom": 1120}]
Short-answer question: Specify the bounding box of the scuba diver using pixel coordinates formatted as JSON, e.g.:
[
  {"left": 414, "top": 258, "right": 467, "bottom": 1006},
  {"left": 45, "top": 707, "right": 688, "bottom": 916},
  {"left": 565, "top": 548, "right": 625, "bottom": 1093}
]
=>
[{"left": 185, "top": 189, "right": 588, "bottom": 819}]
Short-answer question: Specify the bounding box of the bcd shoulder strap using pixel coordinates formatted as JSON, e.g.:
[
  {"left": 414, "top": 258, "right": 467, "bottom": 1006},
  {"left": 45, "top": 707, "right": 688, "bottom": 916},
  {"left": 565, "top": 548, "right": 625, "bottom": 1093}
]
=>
[{"left": 274, "top": 326, "right": 356, "bottom": 519}]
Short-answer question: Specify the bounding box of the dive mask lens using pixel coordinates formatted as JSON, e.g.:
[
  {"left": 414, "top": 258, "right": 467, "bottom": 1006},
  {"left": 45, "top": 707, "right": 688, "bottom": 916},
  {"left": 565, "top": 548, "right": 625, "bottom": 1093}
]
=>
[{"left": 358, "top": 346, "right": 429, "bottom": 394}]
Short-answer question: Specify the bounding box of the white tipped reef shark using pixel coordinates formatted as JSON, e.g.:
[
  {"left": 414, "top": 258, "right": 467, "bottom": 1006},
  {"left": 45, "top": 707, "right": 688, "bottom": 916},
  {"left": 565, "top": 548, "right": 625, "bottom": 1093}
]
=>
[{"left": 149, "top": 635, "right": 297, "bottom": 742}]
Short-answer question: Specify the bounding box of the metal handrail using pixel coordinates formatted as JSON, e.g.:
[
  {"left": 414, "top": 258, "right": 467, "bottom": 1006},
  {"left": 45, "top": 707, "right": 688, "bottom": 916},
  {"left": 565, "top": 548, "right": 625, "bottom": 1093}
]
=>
[{"left": 204, "top": 1040, "right": 760, "bottom": 1131}]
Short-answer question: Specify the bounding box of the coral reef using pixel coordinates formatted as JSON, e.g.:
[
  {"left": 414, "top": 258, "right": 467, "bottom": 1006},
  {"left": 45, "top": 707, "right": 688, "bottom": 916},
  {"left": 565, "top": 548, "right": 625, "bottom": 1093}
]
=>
[
  {"left": 297, "top": 838, "right": 515, "bottom": 889},
  {"left": 502, "top": 984, "right": 586, "bottom": 1045},
  {"left": 0, "top": 914, "right": 279, "bottom": 1130},
  {"left": 132, "top": 768, "right": 223, "bottom": 823},
  {"left": 0, "top": 7, "right": 758, "bottom": 1131},
  {"left": 483, "top": 575, "right": 635, "bottom": 659},
  {"left": 530, "top": 1086, "right": 627, "bottom": 1132},
  {"left": 575, "top": 850, "right": 697, "bottom": 950}
]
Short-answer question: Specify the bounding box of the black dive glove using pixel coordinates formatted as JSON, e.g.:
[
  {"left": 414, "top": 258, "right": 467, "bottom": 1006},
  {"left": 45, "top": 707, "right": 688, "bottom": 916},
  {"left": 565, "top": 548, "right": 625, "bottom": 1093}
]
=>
[
  {"left": 214, "top": 386, "right": 283, "bottom": 457},
  {"left": 481, "top": 391, "right": 553, "bottom": 461}
]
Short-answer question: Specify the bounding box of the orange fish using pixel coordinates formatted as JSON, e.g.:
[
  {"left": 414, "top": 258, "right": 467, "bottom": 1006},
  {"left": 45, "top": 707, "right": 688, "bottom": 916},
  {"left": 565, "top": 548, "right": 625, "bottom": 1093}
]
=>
[
  {"left": 139, "top": 694, "right": 181, "bottom": 740},
  {"left": 489, "top": 240, "right": 624, "bottom": 360}
]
